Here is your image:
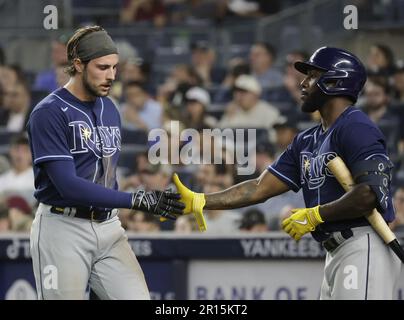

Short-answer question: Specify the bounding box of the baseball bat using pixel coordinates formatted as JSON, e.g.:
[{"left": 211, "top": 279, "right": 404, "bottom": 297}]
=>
[{"left": 327, "top": 156, "right": 404, "bottom": 263}]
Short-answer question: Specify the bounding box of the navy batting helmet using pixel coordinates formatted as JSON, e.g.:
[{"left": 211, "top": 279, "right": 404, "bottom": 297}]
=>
[{"left": 294, "top": 47, "right": 367, "bottom": 102}]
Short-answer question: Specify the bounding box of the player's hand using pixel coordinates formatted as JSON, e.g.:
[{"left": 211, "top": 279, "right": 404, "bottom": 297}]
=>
[
  {"left": 131, "top": 190, "right": 185, "bottom": 220},
  {"left": 281, "top": 205, "right": 324, "bottom": 241},
  {"left": 173, "top": 173, "right": 207, "bottom": 232}
]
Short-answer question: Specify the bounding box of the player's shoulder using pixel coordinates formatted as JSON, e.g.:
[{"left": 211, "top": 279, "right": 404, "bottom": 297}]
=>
[
  {"left": 338, "top": 106, "right": 377, "bottom": 129},
  {"left": 295, "top": 125, "right": 320, "bottom": 142},
  {"left": 31, "top": 88, "right": 66, "bottom": 115}
]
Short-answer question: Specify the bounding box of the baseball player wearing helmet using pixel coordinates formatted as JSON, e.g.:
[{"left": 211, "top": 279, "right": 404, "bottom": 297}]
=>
[
  {"left": 27, "top": 26, "right": 184, "bottom": 300},
  {"left": 174, "top": 47, "right": 402, "bottom": 299}
]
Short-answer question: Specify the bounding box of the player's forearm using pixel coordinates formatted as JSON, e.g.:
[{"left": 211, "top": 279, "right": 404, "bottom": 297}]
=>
[
  {"left": 45, "top": 160, "right": 133, "bottom": 209},
  {"left": 319, "top": 184, "right": 377, "bottom": 221},
  {"left": 204, "top": 178, "right": 264, "bottom": 210}
]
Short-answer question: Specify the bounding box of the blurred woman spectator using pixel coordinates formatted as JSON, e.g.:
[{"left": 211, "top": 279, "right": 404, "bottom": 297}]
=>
[
  {"left": 6, "top": 195, "right": 33, "bottom": 232},
  {"left": 0, "top": 135, "right": 35, "bottom": 204},
  {"left": 120, "top": 0, "right": 167, "bottom": 28},
  {"left": 366, "top": 43, "right": 396, "bottom": 76},
  {"left": 121, "top": 80, "right": 163, "bottom": 131},
  {"left": 183, "top": 86, "right": 217, "bottom": 130},
  {"left": 249, "top": 42, "right": 283, "bottom": 89}
]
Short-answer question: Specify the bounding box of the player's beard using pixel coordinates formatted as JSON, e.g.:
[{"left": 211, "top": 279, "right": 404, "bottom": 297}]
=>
[
  {"left": 301, "top": 86, "right": 331, "bottom": 113},
  {"left": 82, "top": 67, "right": 109, "bottom": 98}
]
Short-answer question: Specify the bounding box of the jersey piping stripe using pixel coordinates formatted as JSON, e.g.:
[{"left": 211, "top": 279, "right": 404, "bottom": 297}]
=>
[
  {"left": 100, "top": 98, "right": 105, "bottom": 126},
  {"left": 346, "top": 109, "right": 361, "bottom": 116},
  {"left": 365, "top": 153, "right": 389, "bottom": 160},
  {"left": 34, "top": 155, "right": 73, "bottom": 162},
  {"left": 365, "top": 233, "right": 370, "bottom": 300},
  {"left": 268, "top": 166, "right": 299, "bottom": 189},
  {"left": 52, "top": 93, "right": 96, "bottom": 128}
]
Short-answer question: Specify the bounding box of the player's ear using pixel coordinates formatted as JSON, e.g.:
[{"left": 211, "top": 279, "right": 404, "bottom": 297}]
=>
[{"left": 73, "top": 58, "right": 84, "bottom": 74}]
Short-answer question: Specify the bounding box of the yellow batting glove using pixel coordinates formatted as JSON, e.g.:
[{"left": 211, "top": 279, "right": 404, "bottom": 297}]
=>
[
  {"left": 173, "top": 173, "right": 207, "bottom": 232},
  {"left": 281, "top": 205, "right": 324, "bottom": 241}
]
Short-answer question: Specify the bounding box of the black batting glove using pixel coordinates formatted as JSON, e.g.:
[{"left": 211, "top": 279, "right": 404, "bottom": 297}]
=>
[{"left": 131, "top": 190, "right": 185, "bottom": 220}]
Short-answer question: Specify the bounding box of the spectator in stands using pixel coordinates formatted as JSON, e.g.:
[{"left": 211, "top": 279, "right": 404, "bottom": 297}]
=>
[
  {"left": 121, "top": 80, "right": 163, "bottom": 131},
  {"left": 392, "top": 61, "right": 404, "bottom": 105},
  {"left": 126, "top": 210, "right": 161, "bottom": 232},
  {"left": 0, "top": 64, "right": 19, "bottom": 93},
  {"left": 366, "top": 43, "right": 396, "bottom": 76},
  {"left": 190, "top": 41, "right": 225, "bottom": 87},
  {"left": 225, "top": 0, "right": 281, "bottom": 18},
  {"left": 0, "top": 202, "right": 10, "bottom": 232},
  {"left": 139, "top": 163, "right": 174, "bottom": 191},
  {"left": 0, "top": 82, "right": 6, "bottom": 126},
  {"left": 282, "top": 50, "right": 309, "bottom": 106},
  {"left": 254, "top": 141, "right": 275, "bottom": 173},
  {"left": 0, "top": 46, "right": 5, "bottom": 65},
  {"left": 219, "top": 74, "right": 281, "bottom": 133},
  {"left": 158, "top": 64, "right": 203, "bottom": 123},
  {"left": 273, "top": 118, "right": 299, "bottom": 157},
  {"left": 117, "top": 59, "right": 152, "bottom": 98},
  {"left": 3, "top": 79, "right": 32, "bottom": 132},
  {"left": 249, "top": 42, "right": 283, "bottom": 89},
  {"left": 33, "top": 36, "right": 68, "bottom": 92},
  {"left": 6, "top": 195, "right": 33, "bottom": 232},
  {"left": 391, "top": 186, "right": 404, "bottom": 232},
  {"left": 203, "top": 182, "right": 241, "bottom": 233},
  {"left": 214, "top": 58, "right": 250, "bottom": 104},
  {"left": 168, "top": 0, "right": 221, "bottom": 26},
  {"left": 0, "top": 135, "right": 34, "bottom": 204},
  {"left": 55, "top": 62, "right": 70, "bottom": 88},
  {"left": 362, "top": 79, "right": 400, "bottom": 158},
  {"left": 120, "top": 0, "right": 167, "bottom": 28},
  {"left": 238, "top": 208, "right": 268, "bottom": 232},
  {"left": 183, "top": 86, "right": 217, "bottom": 130},
  {"left": 174, "top": 214, "right": 198, "bottom": 233}
]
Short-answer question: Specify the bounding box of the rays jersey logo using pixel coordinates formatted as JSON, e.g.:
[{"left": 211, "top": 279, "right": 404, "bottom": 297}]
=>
[
  {"left": 69, "top": 120, "right": 121, "bottom": 158},
  {"left": 300, "top": 151, "right": 337, "bottom": 189}
]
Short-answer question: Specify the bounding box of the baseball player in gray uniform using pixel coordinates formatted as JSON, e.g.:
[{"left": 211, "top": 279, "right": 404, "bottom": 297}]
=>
[{"left": 27, "top": 26, "right": 184, "bottom": 300}]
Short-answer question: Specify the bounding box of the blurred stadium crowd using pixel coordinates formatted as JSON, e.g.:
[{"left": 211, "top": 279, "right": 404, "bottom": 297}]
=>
[{"left": 0, "top": 0, "right": 404, "bottom": 235}]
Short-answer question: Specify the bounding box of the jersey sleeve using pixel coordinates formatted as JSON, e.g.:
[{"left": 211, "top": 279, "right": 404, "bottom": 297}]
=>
[
  {"left": 336, "top": 122, "right": 388, "bottom": 167},
  {"left": 28, "top": 107, "right": 73, "bottom": 165},
  {"left": 267, "top": 135, "right": 301, "bottom": 192}
]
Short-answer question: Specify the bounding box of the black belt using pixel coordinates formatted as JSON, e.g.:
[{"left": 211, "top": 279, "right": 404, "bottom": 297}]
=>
[
  {"left": 50, "top": 206, "right": 114, "bottom": 222},
  {"left": 322, "top": 229, "right": 354, "bottom": 253}
]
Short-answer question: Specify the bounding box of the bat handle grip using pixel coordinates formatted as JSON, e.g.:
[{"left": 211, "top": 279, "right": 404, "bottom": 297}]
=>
[{"left": 388, "top": 239, "right": 404, "bottom": 264}]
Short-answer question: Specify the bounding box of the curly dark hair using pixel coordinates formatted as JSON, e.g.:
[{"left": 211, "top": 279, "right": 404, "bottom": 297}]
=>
[{"left": 65, "top": 25, "right": 105, "bottom": 76}]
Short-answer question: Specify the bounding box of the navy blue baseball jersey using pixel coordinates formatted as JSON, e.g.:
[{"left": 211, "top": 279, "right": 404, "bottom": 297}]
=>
[
  {"left": 268, "top": 106, "right": 395, "bottom": 240},
  {"left": 27, "top": 87, "right": 121, "bottom": 208}
]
